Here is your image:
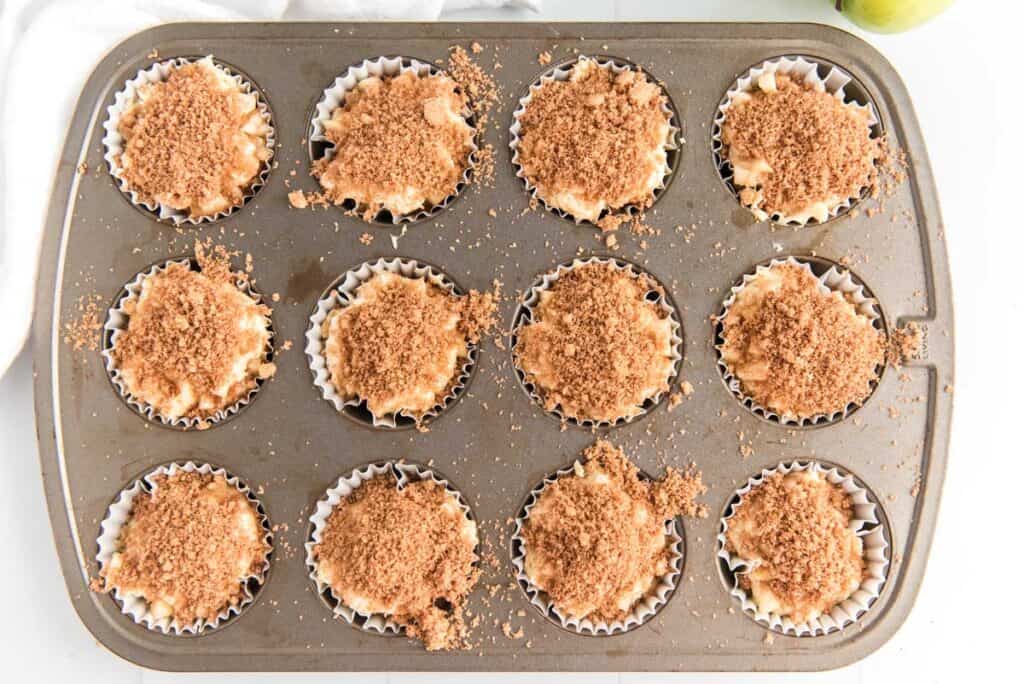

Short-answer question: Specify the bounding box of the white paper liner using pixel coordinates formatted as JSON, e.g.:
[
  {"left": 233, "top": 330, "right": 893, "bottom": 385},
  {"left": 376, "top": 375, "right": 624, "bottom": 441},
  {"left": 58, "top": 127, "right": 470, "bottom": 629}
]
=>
[
  {"left": 102, "top": 258, "right": 275, "bottom": 430},
  {"left": 95, "top": 461, "right": 273, "bottom": 635},
  {"left": 714, "top": 256, "right": 884, "bottom": 426},
  {"left": 510, "top": 462, "right": 684, "bottom": 635},
  {"left": 509, "top": 55, "right": 681, "bottom": 226},
  {"left": 511, "top": 256, "right": 683, "bottom": 428},
  {"left": 102, "top": 56, "right": 276, "bottom": 225},
  {"left": 716, "top": 460, "right": 889, "bottom": 637},
  {"left": 304, "top": 461, "right": 478, "bottom": 636},
  {"left": 308, "top": 56, "right": 478, "bottom": 224},
  {"left": 304, "top": 257, "right": 479, "bottom": 429},
  {"left": 711, "top": 55, "right": 881, "bottom": 225}
]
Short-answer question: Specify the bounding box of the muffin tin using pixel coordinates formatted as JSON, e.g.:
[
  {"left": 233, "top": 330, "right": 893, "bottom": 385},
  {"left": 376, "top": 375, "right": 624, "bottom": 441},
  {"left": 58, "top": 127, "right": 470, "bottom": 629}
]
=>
[{"left": 33, "top": 22, "right": 953, "bottom": 672}]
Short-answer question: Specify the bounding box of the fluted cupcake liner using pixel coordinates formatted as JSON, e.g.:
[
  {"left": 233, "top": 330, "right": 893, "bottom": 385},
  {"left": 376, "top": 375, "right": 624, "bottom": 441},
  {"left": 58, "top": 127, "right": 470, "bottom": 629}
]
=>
[
  {"left": 511, "top": 256, "right": 683, "bottom": 428},
  {"left": 305, "top": 257, "right": 479, "bottom": 429},
  {"left": 510, "top": 462, "right": 684, "bottom": 636},
  {"left": 509, "top": 55, "right": 681, "bottom": 226},
  {"left": 304, "top": 461, "right": 477, "bottom": 635},
  {"left": 102, "top": 258, "right": 275, "bottom": 430},
  {"left": 95, "top": 461, "right": 273, "bottom": 635},
  {"left": 711, "top": 55, "right": 881, "bottom": 225},
  {"left": 308, "top": 56, "right": 478, "bottom": 225},
  {"left": 714, "top": 256, "right": 884, "bottom": 427},
  {"left": 716, "top": 460, "right": 889, "bottom": 637},
  {"left": 102, "top": 55, "right": 275, "bottom": 225}
]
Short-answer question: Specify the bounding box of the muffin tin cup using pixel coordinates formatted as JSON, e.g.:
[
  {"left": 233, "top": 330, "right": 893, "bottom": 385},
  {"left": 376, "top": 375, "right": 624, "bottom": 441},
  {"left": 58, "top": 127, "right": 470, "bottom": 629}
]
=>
[
  {"left": 716, "top": 460, "right": 889, "bottom": 637},
  {"left": 711, "top": 55, "right": 880, "bottom": 225},
  {"left": 94, "top": 461, "right": 273, "bottom": 636},
  {"left": 101, "top": 258, "right": 275, "bottom": 430},
  {"left": 304, "top": 256, "right": 479, "bottom": 430},
  {"left": 511, "top": 256, "right": 683, "bottom": 428},
  {"left": 714, "top": 256, "right": 884, "bottom": 427},
  {"left": 509, "top": 55, "right": 681, "bottom": 228},
  {"left": 308, "top": 56, "right": 478, "bottom": 225},
  {"left": 304, "top": 461, "right": 478, "bottom": 636},
  {"left": 102, "top": 55, "right": 276, "bottom": 225},
  {"left": 510, "top": 461, "right": 684, "bottom": 636}
]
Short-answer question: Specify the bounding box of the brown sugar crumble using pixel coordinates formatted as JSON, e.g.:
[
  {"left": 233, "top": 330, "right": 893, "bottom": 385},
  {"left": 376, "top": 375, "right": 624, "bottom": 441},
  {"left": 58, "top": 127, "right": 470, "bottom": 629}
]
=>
[
  {"left": 115, "top": 58, "right": 271, "bottom": 218},
  {"left": 313, "top": 69, "right": 474, "bottom": 221},
  {"left": 888, "top": 322, "right": 923, "bottom": 367},
  {"left": 719, "top": 263, "right": 885, "bottom": 420},
  {"left": 94, "top": 471, "right": 269, "bottom": 626},
  {"left": 515, "top": 58, "right": 672, "bottom": 227},
  {"left": 725, "top": 470, "right": 865, "bottom": 623},
  {"left": 111, "top": 240, "right": 274, "bottom": 422},
  {"left": 63, "top": 294, "right": 105, "bottom": 352},
  {"left": 721, "top": 72, "right": 880, "bottom": 222},
  {"left": 323, "top": 272, "right": 496, "bottom": 421},
  {"left": 515, "top": 262, "right": 676, "bottom": 423},
  {"left": 521, "top": 440, "right": 706, "bottom": 623},
  {"left": 312, "top": 474, "right": 478, "bottom": 651}
]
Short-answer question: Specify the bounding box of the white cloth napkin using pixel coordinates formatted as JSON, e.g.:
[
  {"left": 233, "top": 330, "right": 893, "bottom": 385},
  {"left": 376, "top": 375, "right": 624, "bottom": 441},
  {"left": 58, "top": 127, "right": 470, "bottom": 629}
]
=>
[{"left": 0, "top": 0, "right": 538, "bottom": 377}]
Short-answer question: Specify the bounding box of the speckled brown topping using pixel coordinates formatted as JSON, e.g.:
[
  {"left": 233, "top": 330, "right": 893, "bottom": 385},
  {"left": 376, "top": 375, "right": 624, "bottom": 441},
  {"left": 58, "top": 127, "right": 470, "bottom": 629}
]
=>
[
  {"left": 95, "top": 471, "right": 269, "bottom": 625},
  {"left": 312, "top": 474, "right": 479, "bottom": 651},
  {"left": 112, "top": 241, "right": 274, "bottom": 422},
  {"left": 313, "top": 70, "right": 475, "bottom": 220},
  {"left": 721, "top": 72, "right": 879, "bottom": 220},
  {"left": 515, "top": 58, "right": 671, "bottom": 226},
  {"left": 720, "top": 263, "right": 884, "bottom": 420},
  {"left": 323, "top": 272, "right": 495, "bottom": 420},
  {"left": 116, "top": 59, "right": 270, "bottom": 218},
  {"left": 521, "top": 440, "right": 706, "bottom": 623},
  {"left": 725, "top": 470, "right": 865, "bottom": 623},
  {"left": 514, "top": 262, "right": 675, "bottom": 423}
]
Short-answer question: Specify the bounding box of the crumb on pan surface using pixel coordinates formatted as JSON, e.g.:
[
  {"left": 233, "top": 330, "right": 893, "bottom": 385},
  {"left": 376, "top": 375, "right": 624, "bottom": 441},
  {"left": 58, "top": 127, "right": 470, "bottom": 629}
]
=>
[
  {"left": 114, "top": 57, "right": 271, "bottom": 219},
  {"left": 719, "top": 262, "right": 884, "bottom": 420},
  {"left": 313, "top": 69, "right": 475, "bottom": 221},
  {"left": 516, "top": 58, "right": 672, "bottom": 228},
  {"left": 312, "top": 473, "right": 479, "bottom": 651},
  {"left": 725, "top": 469, "right": 864, "bottom": 624},
  {"left": 94, "top": 471, "right": 269, "bottom": 627},
  {"left": 322, "top": 271, "right": 495, "bottom": 422},
  {"left": 110, "top": 241, "right": 274, "bottom": 423},
  {"left": 521, "top": 440, "right": 706, "bottom": 623},
  {"left": 514, "top": 262, "right": 675, "bottom": 423},
  {"left": 721, "top": 71, "right": 879, "bottom": 223}
]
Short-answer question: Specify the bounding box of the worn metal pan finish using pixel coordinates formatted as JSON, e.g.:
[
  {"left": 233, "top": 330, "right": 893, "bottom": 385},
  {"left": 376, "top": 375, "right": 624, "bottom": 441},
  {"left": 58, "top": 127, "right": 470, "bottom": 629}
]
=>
[{"left": 33, "top": 22, "right": 953, "bottom": 672}]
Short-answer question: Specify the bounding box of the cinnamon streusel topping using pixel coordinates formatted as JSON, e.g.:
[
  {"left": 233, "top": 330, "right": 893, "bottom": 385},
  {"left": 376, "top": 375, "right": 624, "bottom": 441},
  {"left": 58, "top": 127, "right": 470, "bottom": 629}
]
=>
[
  {"left": 313, "top": 69, "right": 475, "bottom": 220},
  {"left": 96, "top": 471, "right": 269, "bottom": 626},
  {"left": 725, "top": 470, "right": 865, "bottom": 623},
  {"left": 115, "top": 57, "right": 271, "bottom": 218},
  {"left": 719, "top": 263, "right": 884, "bottom": 420},
  {"left": 521, "top": 440, "right": 706, "bottom": 623},
  {"left": 112, "top": 241, "right": 274, "bottom": 423},
  {"left": 721, "top": 71, "right": 880, "bottom": 222},
  {"left": 312, "top": 474, "right": 479, "bottom": 651},
  {"left": 515, "top": 262, "right": 675, "bottom": 423},
  {"left": 323, "top": 271, "right": 495, "bottom": 421},
  {"left": 515, "top": 58, "right": 671, "bottom": 227}
]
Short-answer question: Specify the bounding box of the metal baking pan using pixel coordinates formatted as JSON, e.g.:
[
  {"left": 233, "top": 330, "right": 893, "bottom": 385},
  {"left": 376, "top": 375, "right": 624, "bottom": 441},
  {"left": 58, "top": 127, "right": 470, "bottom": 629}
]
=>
[{"left": 33, "top": 21, "right": 953, "bottom": 672}]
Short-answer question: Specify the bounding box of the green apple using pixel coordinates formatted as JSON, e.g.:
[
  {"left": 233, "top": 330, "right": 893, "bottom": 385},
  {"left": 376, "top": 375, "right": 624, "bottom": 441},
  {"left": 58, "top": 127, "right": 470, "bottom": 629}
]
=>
[{"left": 836, "top": 0, "right": 955, "bottom": 33}]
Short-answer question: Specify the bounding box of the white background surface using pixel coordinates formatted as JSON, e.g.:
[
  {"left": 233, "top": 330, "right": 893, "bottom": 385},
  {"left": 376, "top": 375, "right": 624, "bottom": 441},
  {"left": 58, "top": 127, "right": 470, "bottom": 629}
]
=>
[{"left": 1, "top": 0, "right": 1019, "bottom": 681}]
